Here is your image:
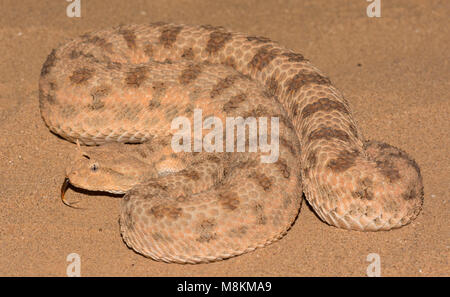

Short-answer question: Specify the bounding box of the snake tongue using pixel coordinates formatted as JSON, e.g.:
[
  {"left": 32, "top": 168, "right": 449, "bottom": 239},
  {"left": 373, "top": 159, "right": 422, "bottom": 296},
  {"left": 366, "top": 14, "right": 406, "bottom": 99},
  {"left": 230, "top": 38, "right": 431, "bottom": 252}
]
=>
[
  {"left": 61, "top": 177, "right": 70, "bottom": 205},
  {"left": 61, "top": 177, "right": 83, "bottom": 209}
]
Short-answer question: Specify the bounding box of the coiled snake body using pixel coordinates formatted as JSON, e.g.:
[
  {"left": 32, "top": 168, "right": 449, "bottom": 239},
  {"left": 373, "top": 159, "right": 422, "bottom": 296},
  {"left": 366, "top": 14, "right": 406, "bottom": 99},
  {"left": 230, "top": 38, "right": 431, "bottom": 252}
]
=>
[{"left": 39, "top": 23, "right": 423, "bottom": 263}]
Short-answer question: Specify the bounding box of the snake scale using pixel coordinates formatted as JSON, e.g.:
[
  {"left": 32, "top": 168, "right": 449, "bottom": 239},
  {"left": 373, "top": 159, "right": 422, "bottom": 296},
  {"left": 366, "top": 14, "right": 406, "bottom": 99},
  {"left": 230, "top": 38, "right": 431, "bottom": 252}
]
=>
[{"left": 39, "top": 23, "right": 423, "bottom": 263}]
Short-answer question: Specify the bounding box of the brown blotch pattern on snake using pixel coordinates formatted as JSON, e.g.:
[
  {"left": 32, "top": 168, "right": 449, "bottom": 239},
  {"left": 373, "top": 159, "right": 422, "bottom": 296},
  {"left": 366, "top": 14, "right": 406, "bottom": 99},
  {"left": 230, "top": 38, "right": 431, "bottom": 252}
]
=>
[
  {"left": 70, "top": 68, "right": 95, "bottom": 84},
  {"left": 119, "top": 29, "right": 137, "bottom": 49},
  {"left": 179, "top": 64, "right": 202, "bottom": 85},
  {"left": 286, "top": 70, "right": 331, "bottom": 95},
  {"left": 159, "top": 25, "right": 183, "bottom": 48},
  {"left": 327, "top": 149, "right": 360, "bottom": 172},
  {"left": 218, "top": 191, "right": 240, "bottom": 211},
  {"left": 210, "top": 75, "right": 238, "bottom": 98},
  {"left": 41, "top": 49, "right": 57, "bottom": 76},
  {"left": 301, "top": 97, "right": 349, "bottom": 120},
  {"left": 125, "top": 66, "right": 148, "bottom": 88},
  {"left": 206, "top": 31, "right": 232, "bottom": 54},
  {"left": 248, "top": 46, "right": 281, "bottom": 71},
  {"left": 223, "top": 93, "right": 247, "bottom": 112}
]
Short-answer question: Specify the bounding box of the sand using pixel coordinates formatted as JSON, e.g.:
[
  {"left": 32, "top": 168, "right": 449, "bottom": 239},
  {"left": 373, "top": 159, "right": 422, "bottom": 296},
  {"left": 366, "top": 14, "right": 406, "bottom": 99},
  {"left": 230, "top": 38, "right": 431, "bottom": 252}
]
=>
[{"left": 0, "top": 0, "right": 448, "bottom": 276}]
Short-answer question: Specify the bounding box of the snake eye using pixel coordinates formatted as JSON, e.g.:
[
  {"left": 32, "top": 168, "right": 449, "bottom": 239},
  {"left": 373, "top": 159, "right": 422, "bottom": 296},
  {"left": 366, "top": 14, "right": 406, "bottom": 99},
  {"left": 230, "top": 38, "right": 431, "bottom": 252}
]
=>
[{"left": 90, "top": 163, "right": 99, "bottom": 172}]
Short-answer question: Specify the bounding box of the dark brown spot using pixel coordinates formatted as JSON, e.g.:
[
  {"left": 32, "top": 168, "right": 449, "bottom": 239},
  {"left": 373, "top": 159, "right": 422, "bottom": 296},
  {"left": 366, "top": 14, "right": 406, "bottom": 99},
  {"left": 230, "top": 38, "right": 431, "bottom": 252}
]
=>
[
  {"left": 328, "top": 149, "right": 360, "bottom": 172},
  {"left": 152, "top": 232, "right": 164, "bottom": 241},
  {"left": 247, "top": 36, "right": 271, "bottom": 43},
  {"left": 39, "top": 88, "right": 56, "bottom": 105},
  {"left": 373, "top": 141, "right": 421, "bottom": 177},
  {"left": 303, "top": 149, "right": 318, "bottom": 176},
  {"left": 235, "top": 159, "right": 258, "bottom": 169},
  {"left": 301, "top": 98, "right": 349, "bottom": 119},
  {"left": 279, "top": 137, "right": 297, "bottom": 156},
  {"left": 210, "top": 75, "right": 238, "bottom": 98},
  {"left": 243, "top": 104, "right": 270, "bottom": 118},
  {"left": 120, "top": 29, "right": 137, "bottom": 49},
  {"left": 282, "top": 196, "right": 292, "bottom": 209},
  {"left": 152, "top": 81, "right": 166, "bottom": 94},
  {"left": 364, "top": 140, "right": 422, "bottom": 183},
  {"left": 180, "top": 169, "right": 200, "bottom": 180},
  {"left": 41, "top": 49, "right": 57, "bottom": 76},
  {"left": 146, "top": 181, "right": 168, "bottom": 192},
  {"left": 90, "top": 85, "right": 111, "bottom": 99},
  {"left": 276, "top": 158, "right": 290, "bottom": 178},
  {"left": 148, "top": 204, "right": 182, "bottom": 220},
  {"left": 352, "top": 178, "right": 374, "bottom": 200},
  {"left": 206, "top": 155, "right": 222, "bottom": 164},
  {"left": 175, "top": 195, "right": 187, "bottom": 202},
  {"left": 402, "top": 184, "right": 423, "bottom": 201},
  {"left": 286, "top": 70, "right": 331, "bottom": 95},
  {"left": 206, "top": 31, "right": 232, "bottom": 54},
  {"left": 69, "top": 51, "right": 100, "bottom": 64},
  {"left": 248, "top": 46, "right": 281, "bottom": 71},
  {"left": 136, "top": 148, "right": 147, "bottom": 158},
  {"left": 148, "top": 81, "right": 166, "bottom": 109},
  {"left": 157, "top": 137, "right": 170, "bottom": 147},
  {"left": 196, "top": 233, "right": 217, "bottom": 243},
  {"left": 254, "top": 203, "right": 267, "bottom": 225},
  {"left": 46, "top": 80, "right": 56, "bottom": 91},
  {"left": 223, "top": 57, "right": 236, "bottom": 68},
  {"left": 70, "top": 68, "right": 95, "bottom": 84},
  {"left": 159, "top": 25, "right": 183, "bottom": 48},
  {"left": 88, "top": 86, "right": 110, "bottom": 110},
  {"left": 184, "top": 104, "right": 194, "bottom": 115},
  {"left": 376, "top": 159, "right": 401, "bottom": 182},
  {"left": 125, "top": 66, "right": 148, "bottom": 87},
  {"left": 265, "top": 76, "right": 280, "bottom": 97},
  {"left": 349, "top": 123, "right": 359, "bottom": 138},
  {"left": 88, "top": 98, "right": 104, "bottom": 110},
  {"left": 69, "top": 50, "right": 81, "bottom": 59},
  {"left": 218, "top": 191, "right": 240, "bottom": 211},
  {"left": 291, "top": 102, "right": 299, "bottom": 116},
  {"left": 179, "top": 64, "right": 202, "bottom": 85},
  {"left": 196, "top": 219, "right": 217, "bottom": 243},
  {"left": 249, "top": 172, "right": 272, "bottom": 191},
  {"left": 181, "top": 47, "right": 194, "bottom": 60},
  {"left": 228, "top": 226, "right": 248, "bottom": 238},
  {"left": 81, "top": 33, "right": 91, "bottom": 40},
  {"left": 223, "top": 93, "right": 247, "bottom": 112},
  {"left": 106, "top": 61, "right": 122, "bottom": 70},
  {"left": 83, "top": 35, "right": 114, "bottom": 53},
  {"left": 282, "top": 52, "right": 306, "bottom": 62},
  {"left": 144, "top": 44, "right": 153, "bottom": 57},
  {"left": 148, "top": 102, "right": 160, "bottom": 112},
  {"left": 123, "top": 209, "right": 134, "bottom": 230},
  {"left": 308, "top": 127, "right": 351, "bottom": 143}
]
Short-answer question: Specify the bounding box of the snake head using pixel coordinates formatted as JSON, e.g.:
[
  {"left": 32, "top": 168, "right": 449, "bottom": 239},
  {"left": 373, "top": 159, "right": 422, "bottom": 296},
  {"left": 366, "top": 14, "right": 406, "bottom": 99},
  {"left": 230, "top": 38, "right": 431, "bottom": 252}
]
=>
[{"left": 64, "top": 143, "right": 154, "bottom": 196}]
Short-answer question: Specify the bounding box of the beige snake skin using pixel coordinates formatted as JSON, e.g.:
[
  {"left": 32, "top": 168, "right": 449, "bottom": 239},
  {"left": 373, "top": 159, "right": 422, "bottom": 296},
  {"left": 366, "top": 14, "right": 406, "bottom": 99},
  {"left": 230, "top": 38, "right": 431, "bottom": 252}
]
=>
[{"left": 39, "top": 23, "right": 423, "bottom": 264}]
